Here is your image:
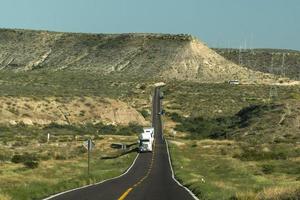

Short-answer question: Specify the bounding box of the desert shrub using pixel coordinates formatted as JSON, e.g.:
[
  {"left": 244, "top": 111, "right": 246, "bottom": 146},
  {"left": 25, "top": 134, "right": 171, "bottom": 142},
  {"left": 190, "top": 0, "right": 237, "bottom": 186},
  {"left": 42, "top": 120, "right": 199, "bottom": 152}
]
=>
[
  {"left": 238, "top": 148, "right": 288, "bottom": 161},
  {"left": 38, "top": 153, "right": 52, "bottom": 161},
  {"left": 117, "top": 126, "right": 132, "bottom": 135},
  {"left": 168, "top": 112, "right": 182, "bottom": 122},
  {"left": 168, "top": 112, "right": 236, "bottom": 139},
  {"left": 72, "top": 146, "right": 87, "bottom": 155},
  {"left": 99, "top": 124, "right": 117, "bottom": 134},
  {"left": 44, "top": 122, "right": 64, "bottom": 129},
  {"left": 139, "top": 109, "right": 150, "bottom": 118},
  {"left": 128, "top": 123, "right": 143, "bottom": 133},
  {"left": 11, "top": 153, "right": 38, "bottom": 164},
  {"left": 8, "top": 108, "right": 19, "bottom": 115},
  {"left": 11, "top": 154, "right": 25, "bottom": 163},
  {"left": 261, "top": 164, "right": 274, "bottom": 174},
  {"left": 43, "top": 123, "right": 82, "bottom": 135},
  {"left": 79, "top": 110, "right": 85, "bottom": 116},
  {"left": 139, "top": 84, "right": 146, "bottom": 90},
  {"left": 117, "top": 123, "right": 143, "bottom": 135},
  {"left": 12, "top": 140, "right": 29, "bottom": 147},
  {"left": 54, "top": 154, "right": 67, "bottom": 160},
  {"left": 178, "top": 116, "right": 232, "bottom": 139},
  {"left": 84, "top": 102, "right": 92, "bottom": 107},
  {"left": 24, "top": 103, "right": 31, "bottom": 109},
  {"left": 23, "top": 160, "right": 39, "bottom": 169},
  {"left": 0, "top": 152, "right": 11, "bottom": 162},
  {"left": 38, "top": 136, "right": 48, "bottom": 143}
]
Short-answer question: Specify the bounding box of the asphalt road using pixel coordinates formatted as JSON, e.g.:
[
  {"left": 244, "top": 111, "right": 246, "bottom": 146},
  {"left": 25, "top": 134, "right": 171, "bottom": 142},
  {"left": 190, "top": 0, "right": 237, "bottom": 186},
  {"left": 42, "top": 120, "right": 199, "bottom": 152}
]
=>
[{"left": 45, "top": 87, "right": 196, "bottom": 200}]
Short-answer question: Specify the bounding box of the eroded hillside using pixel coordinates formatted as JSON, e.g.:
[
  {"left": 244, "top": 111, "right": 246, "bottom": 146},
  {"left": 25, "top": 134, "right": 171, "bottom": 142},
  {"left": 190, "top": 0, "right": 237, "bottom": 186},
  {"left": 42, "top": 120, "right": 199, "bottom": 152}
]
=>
[
  {"left": 0, "top": 96, "right": 147, "bottom": 126},
  {"left": 0, "top": 28, "right": 283, "bottom": 84}
]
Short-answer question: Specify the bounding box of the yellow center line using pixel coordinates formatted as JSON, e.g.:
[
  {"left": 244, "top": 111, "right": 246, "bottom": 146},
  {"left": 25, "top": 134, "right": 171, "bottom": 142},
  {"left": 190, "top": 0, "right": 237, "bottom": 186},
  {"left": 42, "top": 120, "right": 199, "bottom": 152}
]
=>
[
  {"left": 117, "top": 188, "right": 133, "bottom": 200},
  {"left": 117, "top": 141, "right": 156, "bottom": 200}
]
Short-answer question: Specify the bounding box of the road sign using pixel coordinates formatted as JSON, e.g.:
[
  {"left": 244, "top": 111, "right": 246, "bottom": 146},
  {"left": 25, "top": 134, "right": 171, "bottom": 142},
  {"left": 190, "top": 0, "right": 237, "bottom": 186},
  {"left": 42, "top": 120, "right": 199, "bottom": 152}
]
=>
[
  {"left": 83, "top": 141, "right": 88, "bottom": 149},
  {"left": 83, "top": 139, "right": 95, "bottom": 151},
  {"left": 83, "top": 139, "right": 95, "bottom": 176}
]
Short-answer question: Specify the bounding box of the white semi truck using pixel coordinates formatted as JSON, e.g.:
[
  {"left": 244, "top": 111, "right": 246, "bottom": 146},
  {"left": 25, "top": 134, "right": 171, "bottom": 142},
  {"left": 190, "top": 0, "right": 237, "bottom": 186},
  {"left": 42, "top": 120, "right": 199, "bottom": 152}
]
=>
[{"left": 138, "top": 128, "right": 154, "bottom": 152}]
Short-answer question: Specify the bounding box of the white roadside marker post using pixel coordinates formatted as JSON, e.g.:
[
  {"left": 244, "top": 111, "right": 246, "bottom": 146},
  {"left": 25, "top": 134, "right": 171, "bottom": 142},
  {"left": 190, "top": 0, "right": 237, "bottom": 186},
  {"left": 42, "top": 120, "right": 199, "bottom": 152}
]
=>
[{"left": 173, "top": 130, "right": 177, "bottom": 139}]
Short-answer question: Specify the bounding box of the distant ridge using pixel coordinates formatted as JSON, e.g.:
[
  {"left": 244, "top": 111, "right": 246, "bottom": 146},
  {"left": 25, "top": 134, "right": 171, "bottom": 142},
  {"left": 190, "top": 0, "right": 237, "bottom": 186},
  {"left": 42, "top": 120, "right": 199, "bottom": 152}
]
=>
[{"left": 214, "top": 48, "right": 300, "bottom": 80}]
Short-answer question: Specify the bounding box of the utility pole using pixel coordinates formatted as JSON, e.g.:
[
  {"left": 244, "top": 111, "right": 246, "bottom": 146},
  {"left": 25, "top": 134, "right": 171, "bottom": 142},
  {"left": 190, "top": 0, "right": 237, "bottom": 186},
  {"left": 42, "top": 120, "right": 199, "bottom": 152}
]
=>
[
  {"left": 88, "top": 139, "right": 91, "bottom": 175},
  {"left": 281, "top": 53, "right": 286, "bottom": 77},
  {"left": 269, "top": 55, "right": 278, "bottom": 102}
]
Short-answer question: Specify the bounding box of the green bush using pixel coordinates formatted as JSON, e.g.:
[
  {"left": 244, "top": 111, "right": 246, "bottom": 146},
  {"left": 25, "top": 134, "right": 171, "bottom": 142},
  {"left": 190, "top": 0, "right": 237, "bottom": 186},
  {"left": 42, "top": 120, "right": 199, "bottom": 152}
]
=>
[
  {"left": 139, "top": 109, "right": 150, "bottom": 118},
  {"left": 128, "top": 123, "right": 143, "bottom": 133},
  {"left": 99, "top": 124, "right": 117, "bottom": 134},
  {"left": 12, "top": 140, "right": 29, "bottom": 147},
  {"left": 238, "top": 148, "right": 288, "bottom": 161},
  {"left": 168, "top": 112, "right": 182, "bottom": 122},
  {"left": 117, "top": 123, "right": 143, "bottom": 135},
  {"left": 24, "top": 160, "right": 39, "bottom": 169},
  {"left": 0, "top": 152, "right": 11, "bottom": 162},
  {"left": 261, "top": 164, "right": 274, "bottom": 174},
  {"left": 118, "top": 127, "right": 132, "bottom": 135},
  {"left": 55, "top": 154, "right": 67, "bottom": 160},
  {"left": 174, "top": 115, "right": 233, "bottom": 139},
  {"left": 11, "top": 153, "right": 38, "bottom": 164},
  {"left": 11, "top": 154, "right": 24, "bottom": 163}
]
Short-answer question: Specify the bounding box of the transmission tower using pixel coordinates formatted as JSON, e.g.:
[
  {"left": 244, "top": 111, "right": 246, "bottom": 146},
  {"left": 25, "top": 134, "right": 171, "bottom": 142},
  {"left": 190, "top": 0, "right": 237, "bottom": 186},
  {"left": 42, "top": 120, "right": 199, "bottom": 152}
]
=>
[
  {"left": 269, "top": 55, "right": 278, "bottom": 101},
  {"left": 238, "top": 45, "right": 242, "bottom": 66},
  {"left": 250, "top": 60, "right": 257, "bottom": 84},
  {"left": 281, "top": 53, "right": 286, "bottom": 78}
]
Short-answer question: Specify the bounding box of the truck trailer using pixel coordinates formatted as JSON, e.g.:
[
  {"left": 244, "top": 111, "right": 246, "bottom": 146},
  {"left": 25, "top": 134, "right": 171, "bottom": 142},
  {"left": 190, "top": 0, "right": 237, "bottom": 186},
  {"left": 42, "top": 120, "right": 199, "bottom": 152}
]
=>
[{"left": 138, "top": 128, "right": 154, "bottom": 152}]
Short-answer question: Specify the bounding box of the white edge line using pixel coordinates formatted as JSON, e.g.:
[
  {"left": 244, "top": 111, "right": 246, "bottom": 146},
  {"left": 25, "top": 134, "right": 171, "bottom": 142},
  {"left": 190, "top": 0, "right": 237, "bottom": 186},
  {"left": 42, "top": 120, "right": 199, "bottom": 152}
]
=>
[
  {"left": 42, "top": 153, "right": 140, "bottom": 200},
  {"left": 165, "top": 139, "right": 199, "bottom": 200}
]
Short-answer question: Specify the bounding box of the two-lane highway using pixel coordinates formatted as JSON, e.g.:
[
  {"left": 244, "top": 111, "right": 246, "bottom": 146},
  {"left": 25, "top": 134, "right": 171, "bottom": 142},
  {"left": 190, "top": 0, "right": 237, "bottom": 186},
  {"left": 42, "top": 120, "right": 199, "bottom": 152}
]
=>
[{"left": 45, "top": 87, "right": 197, "bottom": 200}]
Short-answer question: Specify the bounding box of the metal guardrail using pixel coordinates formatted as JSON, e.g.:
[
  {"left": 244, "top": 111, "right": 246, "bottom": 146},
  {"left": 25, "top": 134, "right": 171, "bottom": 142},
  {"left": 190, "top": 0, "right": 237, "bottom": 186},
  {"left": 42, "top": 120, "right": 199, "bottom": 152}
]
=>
[{"left": 110, "top": 143, "right": 127, "bottom": 150}]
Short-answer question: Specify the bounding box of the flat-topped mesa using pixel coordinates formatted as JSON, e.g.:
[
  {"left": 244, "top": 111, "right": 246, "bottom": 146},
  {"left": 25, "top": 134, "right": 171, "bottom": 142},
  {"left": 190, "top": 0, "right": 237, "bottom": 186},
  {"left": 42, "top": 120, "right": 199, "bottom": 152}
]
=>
[
  {"left": 99, "top": 33, "right": 195, "bottom": 41},
  {"left": 0, "top": 28, "right": 287, "bottom": 84},
  {"left": 143, "top": 33, "right": 195, "bottom": 41}
]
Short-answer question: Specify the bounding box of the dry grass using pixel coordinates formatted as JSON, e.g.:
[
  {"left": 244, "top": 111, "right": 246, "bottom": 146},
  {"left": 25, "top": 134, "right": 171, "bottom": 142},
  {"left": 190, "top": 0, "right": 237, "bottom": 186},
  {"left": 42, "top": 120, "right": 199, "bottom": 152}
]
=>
[
  {"left": 0, "top": 194, "right": 12, "bottom": 200},
  {"left": 0, "top": 135, "right": 138, "bottom": 200},
  {"left": 257, "top": 187, "right": 299, "bottom": 200},
  {"left": 168, "top": 138, "right": 300, "bottom": 200}
]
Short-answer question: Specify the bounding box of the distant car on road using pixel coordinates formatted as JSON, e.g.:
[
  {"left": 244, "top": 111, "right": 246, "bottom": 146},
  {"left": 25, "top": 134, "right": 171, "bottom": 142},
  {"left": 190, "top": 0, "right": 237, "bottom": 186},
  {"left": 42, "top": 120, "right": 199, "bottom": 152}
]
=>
[
  {"left": 157, "top": 109, "right": 165, "bottom": 115},
  {"left": 159, "top": 92, "right": 164, "bottom": 99},
  {"left": 228, "top": 80, "right": 240, "bottom": 85}
]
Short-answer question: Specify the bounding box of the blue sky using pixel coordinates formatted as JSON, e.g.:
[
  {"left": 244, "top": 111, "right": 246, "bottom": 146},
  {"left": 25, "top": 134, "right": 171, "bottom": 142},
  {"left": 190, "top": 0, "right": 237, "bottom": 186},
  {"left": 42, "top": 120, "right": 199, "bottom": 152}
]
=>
[{"left": 0, "top": 0, "right": 299, "bottom": 50}]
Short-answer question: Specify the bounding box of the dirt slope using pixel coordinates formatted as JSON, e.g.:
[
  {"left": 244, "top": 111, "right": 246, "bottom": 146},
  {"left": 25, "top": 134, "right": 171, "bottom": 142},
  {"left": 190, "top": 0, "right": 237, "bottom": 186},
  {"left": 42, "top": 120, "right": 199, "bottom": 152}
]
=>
[{"left": 0, "top": 96, "right": 147, "bottom": 126}]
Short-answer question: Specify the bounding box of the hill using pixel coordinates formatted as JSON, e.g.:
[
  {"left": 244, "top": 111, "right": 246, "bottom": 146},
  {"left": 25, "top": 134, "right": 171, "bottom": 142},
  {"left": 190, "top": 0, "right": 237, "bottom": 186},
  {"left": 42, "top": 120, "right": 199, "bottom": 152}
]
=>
[
  {"left": 214, "top": 48, "right": 300, "bottom": 80},
  {"left": 163, "top": 81, "right": 300, "bottom": 143},
  {"left": 0, "top": 28, "right": 279, "bottom": 84}
]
